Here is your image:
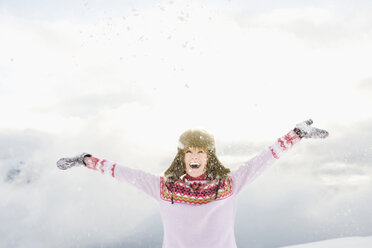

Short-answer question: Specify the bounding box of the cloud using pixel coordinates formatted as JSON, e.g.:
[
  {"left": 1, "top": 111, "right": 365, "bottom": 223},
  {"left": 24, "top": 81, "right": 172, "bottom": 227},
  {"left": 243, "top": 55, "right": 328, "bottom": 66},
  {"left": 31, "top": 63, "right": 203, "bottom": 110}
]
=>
[
  {"left": 236, "top": 6, "right": 372, "bottom": 47},
  {"left": 231, "top": 119, "right": 372, "bottom": 247},
  {"left": 0, "top": 129, "right": 53, "bottom": 184},
  {"left": 357, "top": 77, "right": 372, "bottom": 94},
  {"left": 0, "top": 127, "right": 161, "bottom": 248},
  {"left": 49, "top": 90, "right": 151, "bottom": 118}
]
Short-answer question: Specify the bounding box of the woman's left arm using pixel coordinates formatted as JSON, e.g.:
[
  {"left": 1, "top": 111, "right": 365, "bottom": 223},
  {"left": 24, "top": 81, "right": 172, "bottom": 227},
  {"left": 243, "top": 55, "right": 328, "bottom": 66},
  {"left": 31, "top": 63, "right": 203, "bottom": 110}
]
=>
[{"left": 231, "top": 119, "right": 328, "bottom": 195}]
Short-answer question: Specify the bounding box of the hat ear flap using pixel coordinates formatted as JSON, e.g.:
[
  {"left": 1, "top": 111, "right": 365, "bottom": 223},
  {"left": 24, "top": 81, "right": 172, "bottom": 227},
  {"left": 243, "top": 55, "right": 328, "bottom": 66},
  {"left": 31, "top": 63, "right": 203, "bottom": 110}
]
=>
[
  {"left": 206, "top": 150, "right": 230, "bottom": 180},
  {"left": 164, "top": 149, "right": 186, "bottom": 182}
]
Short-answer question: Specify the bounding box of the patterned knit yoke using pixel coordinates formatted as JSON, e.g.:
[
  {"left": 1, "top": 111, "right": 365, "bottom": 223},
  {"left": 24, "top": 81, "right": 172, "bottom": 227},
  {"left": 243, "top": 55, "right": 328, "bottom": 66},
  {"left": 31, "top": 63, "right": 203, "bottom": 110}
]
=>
[{"left": 161, "top": 175, "right": 233, "bottom": 205}]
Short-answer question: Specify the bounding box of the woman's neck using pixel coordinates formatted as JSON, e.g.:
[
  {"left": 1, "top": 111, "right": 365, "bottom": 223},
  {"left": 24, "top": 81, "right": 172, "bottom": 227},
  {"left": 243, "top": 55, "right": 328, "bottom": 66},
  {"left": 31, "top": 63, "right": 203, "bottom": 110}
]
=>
[{"left": 183, "top": 173, "right": 208, "bottom": 181}]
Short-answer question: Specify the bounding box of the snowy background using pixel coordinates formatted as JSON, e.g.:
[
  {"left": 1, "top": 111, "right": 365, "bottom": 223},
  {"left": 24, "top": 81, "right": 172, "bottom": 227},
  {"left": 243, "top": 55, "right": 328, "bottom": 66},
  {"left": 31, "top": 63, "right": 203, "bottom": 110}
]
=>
[{"left": 1, "top": 0, "right": 372, "bottom": 247}]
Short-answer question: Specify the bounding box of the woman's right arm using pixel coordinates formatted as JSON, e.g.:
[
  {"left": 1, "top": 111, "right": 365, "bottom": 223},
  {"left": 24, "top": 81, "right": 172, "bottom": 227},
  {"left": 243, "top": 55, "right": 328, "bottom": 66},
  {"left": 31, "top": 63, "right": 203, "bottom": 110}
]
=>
[
  {"left": 231, "top": 119, "right": 329, "bottom": 195},
  {"left": 57, "top": 154, "right": 160, "bottom": 201}
]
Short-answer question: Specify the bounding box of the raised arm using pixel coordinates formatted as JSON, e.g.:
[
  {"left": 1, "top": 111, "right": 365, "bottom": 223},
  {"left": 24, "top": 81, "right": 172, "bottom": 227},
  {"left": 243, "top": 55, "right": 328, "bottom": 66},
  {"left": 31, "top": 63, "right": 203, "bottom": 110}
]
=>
[
  {"left": 57, "top": 154, "right": 160, "bottom": 201},
  {"left": 231, "top": 119, "right": 328, "bottom": 195}
]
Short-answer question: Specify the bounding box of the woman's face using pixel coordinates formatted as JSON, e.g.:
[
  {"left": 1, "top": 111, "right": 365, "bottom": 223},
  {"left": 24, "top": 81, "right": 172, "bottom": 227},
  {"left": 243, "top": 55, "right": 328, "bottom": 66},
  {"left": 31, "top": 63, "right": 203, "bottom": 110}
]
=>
[{"left": 184, "top": 147, "right": 208, "bottom": 178}]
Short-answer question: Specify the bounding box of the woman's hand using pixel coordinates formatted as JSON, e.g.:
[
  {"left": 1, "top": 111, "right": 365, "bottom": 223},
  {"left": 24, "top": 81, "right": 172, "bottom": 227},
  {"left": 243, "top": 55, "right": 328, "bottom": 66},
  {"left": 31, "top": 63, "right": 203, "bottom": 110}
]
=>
[
  {"left": 57, "top": 153, "right": 91, "bottom": 170},
  {"left": 294, "top": 119, "right": 329, "bottom": 139}
]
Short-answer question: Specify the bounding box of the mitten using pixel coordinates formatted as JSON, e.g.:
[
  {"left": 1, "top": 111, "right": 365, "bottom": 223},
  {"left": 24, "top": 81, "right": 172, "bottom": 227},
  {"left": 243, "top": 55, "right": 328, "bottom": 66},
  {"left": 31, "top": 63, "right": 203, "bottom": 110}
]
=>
[
  {"left": 294, "top": 119, "right": 329, "bottom": 139},
  {"left": 57, "top": 153, "right": 91, "bottom": 170}
]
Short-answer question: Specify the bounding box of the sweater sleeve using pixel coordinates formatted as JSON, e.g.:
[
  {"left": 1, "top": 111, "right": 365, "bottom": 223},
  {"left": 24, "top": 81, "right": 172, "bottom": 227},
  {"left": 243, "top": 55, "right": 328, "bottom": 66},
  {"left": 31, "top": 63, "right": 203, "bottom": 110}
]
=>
[
  {"left": 85, "top": 156, "right": 161, "bottom": 201},
  {"left": 231, "top": 130, "right": 301, "bottom": 195}
]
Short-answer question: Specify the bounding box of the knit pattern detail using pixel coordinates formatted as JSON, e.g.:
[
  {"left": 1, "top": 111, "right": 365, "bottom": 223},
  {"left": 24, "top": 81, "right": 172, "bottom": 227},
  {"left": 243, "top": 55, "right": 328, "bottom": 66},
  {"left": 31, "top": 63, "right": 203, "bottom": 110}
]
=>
[
  {"left": 269, "top": 130, "right": 301, "bottom": 159},
  {"left": 160, "top": 177, "right": 233, "bottom": 205},
  {"left": 85, "top": 156, "right": 116, "bottom": 177}
]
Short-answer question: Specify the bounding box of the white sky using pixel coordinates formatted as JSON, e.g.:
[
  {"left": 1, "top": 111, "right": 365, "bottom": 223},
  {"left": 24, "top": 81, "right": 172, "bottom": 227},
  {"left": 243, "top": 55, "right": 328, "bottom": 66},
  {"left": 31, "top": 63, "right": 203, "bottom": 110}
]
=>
[{"left": 1, "top": 0, "right": 372, "bottom": 247}]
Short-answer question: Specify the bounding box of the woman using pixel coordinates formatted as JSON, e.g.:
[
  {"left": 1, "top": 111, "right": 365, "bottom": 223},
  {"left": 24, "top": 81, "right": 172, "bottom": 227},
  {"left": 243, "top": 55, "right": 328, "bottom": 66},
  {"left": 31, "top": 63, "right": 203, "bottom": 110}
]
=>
[{"left": 57, "top": 119, "right": 329, "bottom": 248}]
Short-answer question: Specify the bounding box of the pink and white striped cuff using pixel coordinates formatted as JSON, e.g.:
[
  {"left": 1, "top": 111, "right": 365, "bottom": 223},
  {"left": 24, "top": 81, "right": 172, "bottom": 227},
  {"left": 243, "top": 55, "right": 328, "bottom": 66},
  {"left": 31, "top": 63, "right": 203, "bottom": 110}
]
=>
[
  {"left": 85, "top": 156, "right": 116, "bottom": 177},
  {"left": 269, "top": 130, "right": 301, "bottom": 159}
]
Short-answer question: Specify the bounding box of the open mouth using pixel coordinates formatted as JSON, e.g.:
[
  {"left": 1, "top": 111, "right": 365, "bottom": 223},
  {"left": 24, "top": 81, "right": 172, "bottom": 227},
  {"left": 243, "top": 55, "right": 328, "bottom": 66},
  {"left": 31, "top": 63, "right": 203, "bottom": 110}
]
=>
[{"left": 189, "top": 162, "right": 201, "bottom": 169}]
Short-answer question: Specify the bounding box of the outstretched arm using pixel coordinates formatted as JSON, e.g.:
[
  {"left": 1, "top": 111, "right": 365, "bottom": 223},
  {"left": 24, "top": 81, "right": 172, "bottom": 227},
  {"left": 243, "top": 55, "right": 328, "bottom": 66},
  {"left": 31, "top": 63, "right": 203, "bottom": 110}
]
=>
[
  {"left": 57, "top": 154, "right": 160, "bottom": 201},
  {"left": 231, "top": 119, "right": 328, "bottom": 195}
]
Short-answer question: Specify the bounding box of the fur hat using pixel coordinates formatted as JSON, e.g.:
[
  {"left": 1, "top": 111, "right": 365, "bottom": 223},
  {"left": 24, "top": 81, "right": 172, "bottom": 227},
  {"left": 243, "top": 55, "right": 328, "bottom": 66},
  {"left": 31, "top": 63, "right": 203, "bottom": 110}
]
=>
[
  {"left": 178, "top": 128, "right": 216, "bottom": 151},
  {"left": 164, "top": 128, "right": 230, "bottom": 182}
]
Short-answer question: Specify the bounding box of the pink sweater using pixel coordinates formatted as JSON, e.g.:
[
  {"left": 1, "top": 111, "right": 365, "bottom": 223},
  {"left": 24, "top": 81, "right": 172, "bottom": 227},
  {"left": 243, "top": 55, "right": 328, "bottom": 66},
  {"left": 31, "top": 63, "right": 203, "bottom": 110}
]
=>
[{"left": 85, "top": 130, "right": 301, "bottom": 248}]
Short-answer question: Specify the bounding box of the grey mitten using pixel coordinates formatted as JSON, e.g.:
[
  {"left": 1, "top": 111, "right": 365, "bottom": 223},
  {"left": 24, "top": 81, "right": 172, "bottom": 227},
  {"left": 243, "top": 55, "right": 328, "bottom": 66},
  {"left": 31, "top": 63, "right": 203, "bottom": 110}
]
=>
[
  {"left": 57, "top": 153, "right": 91, "bottom": 170},
  {"left": 294, "top": 119, "right": 329, "bottom": 139}
]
